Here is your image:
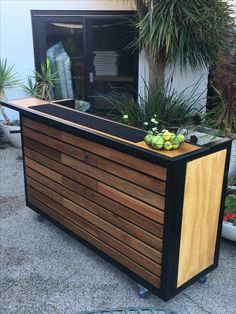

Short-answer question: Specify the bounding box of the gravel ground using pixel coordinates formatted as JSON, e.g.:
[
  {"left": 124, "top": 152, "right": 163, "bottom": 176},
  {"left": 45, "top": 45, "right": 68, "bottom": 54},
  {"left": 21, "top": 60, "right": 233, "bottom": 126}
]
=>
[{"left": 1, "top": 146, "right": 236, "bottom": 314}]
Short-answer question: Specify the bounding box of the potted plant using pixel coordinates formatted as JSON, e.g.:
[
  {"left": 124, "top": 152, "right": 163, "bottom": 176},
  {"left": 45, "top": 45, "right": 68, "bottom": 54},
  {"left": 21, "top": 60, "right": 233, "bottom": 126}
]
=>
[
  {"left": 0, "top": 58, "right": 21, "bottom": 148},
  {"left": 222, "top": 175, "right": 236, "bottom": 241}
]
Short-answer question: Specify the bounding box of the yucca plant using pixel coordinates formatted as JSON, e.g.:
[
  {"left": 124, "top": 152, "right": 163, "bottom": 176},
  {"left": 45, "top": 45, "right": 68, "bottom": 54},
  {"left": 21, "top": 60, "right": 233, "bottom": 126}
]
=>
[
  {"left": 0, "top": 59, "right": 20, "bottom": 124},
  {"left": 23, "top": 61, "right": 58, "bottom": 101},
  {"left": 122, "top": 0, "right": 233, "bottom": 86}
]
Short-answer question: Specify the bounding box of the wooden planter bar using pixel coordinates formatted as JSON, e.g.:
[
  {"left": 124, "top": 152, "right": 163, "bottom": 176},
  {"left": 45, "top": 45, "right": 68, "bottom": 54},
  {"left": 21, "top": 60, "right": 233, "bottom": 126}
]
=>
[{"left": 1, "top": 98, "right": 231, "bottom": 301}]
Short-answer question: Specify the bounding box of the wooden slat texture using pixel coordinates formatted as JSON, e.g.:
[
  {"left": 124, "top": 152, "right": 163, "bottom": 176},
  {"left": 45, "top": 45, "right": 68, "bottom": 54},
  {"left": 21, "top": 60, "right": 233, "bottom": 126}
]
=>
[
  {"left": 22, "top": 117, "right": 165, "bottom": 288},
  {"left": 22, "top": 117, "right": 167, "bottom": 180},
  {"left": 25, "top": 167, "right": 163, "bottom": 238},
  {"left": 177, "top": 150, "right": 227, "bottom": 287},
  {"left": 23, "top": 136, "right": 165, "bottom": 209},
  {"left": 24, "top": 155, "right": 164, "bottom": 224},
  {"left": 27, "top": 186, "right": 161, "bottom": 277},
  {"left": 28, "top": 194, "right": 160, "bottom": 288},
  {"left": 23, "top": 134, "right": 166, "bottom": 195},
  {"left": 26, "top": 176, "right": 163, "bottom": 259}
]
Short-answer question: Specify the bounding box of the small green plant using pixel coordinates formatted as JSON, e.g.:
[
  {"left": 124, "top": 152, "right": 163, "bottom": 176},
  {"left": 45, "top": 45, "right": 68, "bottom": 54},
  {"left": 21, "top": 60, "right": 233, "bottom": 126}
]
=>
[{"left": 23, "top": 61, "right": 58, "bottom": 101}]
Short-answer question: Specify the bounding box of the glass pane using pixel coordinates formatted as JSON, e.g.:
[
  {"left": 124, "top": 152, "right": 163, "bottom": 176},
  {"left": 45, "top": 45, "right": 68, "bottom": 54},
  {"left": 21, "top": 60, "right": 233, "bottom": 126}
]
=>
[
  {"left": 89, "top": 18, "right": 138, "bottom": 112},
  {"left": 45, "top": 22, "right": 84, "bottom": 100}
]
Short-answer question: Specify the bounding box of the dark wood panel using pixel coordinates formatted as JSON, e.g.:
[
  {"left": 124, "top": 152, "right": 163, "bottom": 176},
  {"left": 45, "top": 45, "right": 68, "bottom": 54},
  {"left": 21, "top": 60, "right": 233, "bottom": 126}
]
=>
[
  {"left": 24, "top": 155, "right": 164, "bottom": 224},
  {"left": 22, "top": 117, "right": 167, "bottom": 180},
  {"left": 26, "top": 172, "right": 163, "bottom": 252},
  {"left": 23, "top": 134, "right": 166, "bottom": 195},
  {"left": 27, "top": 187, "right": 162, "bottom": 277},
  {"left": 26, "top": 175, "right": 163, "bottom": 260},
  {"left": 25, "top": 167, "right": 163, "bottom": 238},
  {"left": 23, "top": 134, "right": 165, "bottom": 209},
  {"left": 27, "top": 194, "right": 160, "bottom": 288}
]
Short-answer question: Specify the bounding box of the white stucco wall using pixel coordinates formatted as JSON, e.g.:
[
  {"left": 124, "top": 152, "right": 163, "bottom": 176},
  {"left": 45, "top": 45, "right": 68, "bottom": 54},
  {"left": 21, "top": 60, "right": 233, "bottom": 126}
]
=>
[{"left": 1, "top": 0, "right": 208, "bottom": 121}]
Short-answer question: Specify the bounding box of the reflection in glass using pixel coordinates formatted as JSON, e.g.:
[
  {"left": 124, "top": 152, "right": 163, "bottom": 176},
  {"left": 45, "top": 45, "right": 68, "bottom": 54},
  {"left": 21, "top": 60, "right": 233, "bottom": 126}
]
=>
[{"left": 45, "top": 22, "right": 84, "bottom": 100}]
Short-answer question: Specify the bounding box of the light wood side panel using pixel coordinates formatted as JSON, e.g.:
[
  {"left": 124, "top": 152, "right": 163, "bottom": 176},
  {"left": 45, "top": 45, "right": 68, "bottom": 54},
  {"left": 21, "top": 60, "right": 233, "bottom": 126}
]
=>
[
  {"left": 23, "top": 133, "right": 166, "bottom": 195},
  {"left": 27, "top": 194, "right": 160, "bottom": 288},
  {"left": 177, "top": 150, "right": 227, "bottom": 287},
  {"left": 26, "top": 166, "right": 163, "bottom": 237},
  {"left": 9, "top": 98, "right": 48, "bottom": 108},
  {"left": 22, "top": 117, "right": 167, "bottom": 180}
]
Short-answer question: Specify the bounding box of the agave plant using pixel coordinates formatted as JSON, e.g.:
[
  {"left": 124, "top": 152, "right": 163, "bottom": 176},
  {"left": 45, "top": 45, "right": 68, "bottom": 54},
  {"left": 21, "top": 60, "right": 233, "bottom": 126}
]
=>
[
  {"left": 23, "top": 62, "right": 58, "bottom": 101},
  {"left": 0, "top": 58, "right": 20, "bottom": 124}
]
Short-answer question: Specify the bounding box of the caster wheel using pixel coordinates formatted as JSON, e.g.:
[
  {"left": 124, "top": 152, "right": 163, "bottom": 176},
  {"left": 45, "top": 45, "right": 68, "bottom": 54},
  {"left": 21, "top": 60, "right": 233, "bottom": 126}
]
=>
[
  {"left": 37, "top": 214, "right": 45, "bottom": 222},
  {"left": 137, "top": 285, "right": 149, "bottom": 299},
  {"left": 198, "top": 275, "right": 208, "bottom": 284}
]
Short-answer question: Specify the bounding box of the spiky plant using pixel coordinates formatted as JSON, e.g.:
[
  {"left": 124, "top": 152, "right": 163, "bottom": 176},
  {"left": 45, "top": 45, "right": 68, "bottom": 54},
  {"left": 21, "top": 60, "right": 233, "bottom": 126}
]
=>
[
  {"left": 123, "top": 0, "right": 234, "bottom": 86},
  {"left": 23, "top": 62, "right": 58, "bottom": 101},
  {"left": 105, "top": 79, "right": 204, "bottom": 130},
  {"left": 0, "top": 59, "right": 20, "bottom": 124}
]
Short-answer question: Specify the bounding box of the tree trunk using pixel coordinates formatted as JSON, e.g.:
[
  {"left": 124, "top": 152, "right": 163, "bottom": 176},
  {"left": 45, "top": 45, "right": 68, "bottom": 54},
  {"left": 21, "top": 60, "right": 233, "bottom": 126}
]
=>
[{"left": 146, "top": 51, "right": 166, "bottom": 88}]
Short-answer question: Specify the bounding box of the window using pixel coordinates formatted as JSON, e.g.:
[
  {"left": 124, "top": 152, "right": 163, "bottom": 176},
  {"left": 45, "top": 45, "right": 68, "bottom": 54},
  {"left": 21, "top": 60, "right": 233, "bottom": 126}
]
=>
[{"left": 31, "top": 11, "right": 138, "bottom": 112}]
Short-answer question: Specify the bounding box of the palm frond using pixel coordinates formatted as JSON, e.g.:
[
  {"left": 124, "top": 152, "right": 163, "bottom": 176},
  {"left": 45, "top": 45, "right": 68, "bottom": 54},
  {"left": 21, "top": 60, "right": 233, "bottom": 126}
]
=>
[
  {"left": 0, "top": 58, "right": 20, "bottom": 90},
  {"left": 136, "top": 0, "right": 234, "bottom": 69}
]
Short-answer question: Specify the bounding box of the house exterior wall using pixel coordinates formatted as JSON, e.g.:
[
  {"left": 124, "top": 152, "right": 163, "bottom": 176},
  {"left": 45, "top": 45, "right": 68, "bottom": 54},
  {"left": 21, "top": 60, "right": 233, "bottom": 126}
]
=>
[{"left": 1, "top": 0, "right": 208, "bottom": 121}]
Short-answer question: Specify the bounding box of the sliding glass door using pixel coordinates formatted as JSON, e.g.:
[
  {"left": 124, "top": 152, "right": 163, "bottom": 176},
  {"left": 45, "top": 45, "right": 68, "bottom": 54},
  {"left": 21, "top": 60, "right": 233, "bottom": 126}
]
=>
[
  {"left": 86, "top": 18, "right": 138, "bottom": 112},
  {"left": 31, "top": 11, "right": 138, "bottom": 112}
]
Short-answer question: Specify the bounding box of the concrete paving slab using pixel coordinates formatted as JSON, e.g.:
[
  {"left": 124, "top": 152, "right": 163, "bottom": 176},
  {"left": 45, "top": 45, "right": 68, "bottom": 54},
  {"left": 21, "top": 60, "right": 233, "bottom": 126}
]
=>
[{"left": 1, "top": 146, "right": 236, "bottom": 314}]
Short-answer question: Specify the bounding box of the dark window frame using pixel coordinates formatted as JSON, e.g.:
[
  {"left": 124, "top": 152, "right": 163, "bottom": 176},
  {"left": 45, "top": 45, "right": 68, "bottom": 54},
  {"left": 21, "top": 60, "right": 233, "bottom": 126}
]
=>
[{"left": 31, "top": 10, "right": 139, "bottom": 104}]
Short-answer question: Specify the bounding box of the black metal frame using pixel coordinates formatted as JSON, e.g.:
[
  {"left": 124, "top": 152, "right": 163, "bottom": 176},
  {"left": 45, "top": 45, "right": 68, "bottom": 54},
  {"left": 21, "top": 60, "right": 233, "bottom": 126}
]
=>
[
  {"left": 1, "top": 98, "right": 231, "bottom": 301},
  {"left": 31, "top": 10, "right": 139, "bottom": 105}
]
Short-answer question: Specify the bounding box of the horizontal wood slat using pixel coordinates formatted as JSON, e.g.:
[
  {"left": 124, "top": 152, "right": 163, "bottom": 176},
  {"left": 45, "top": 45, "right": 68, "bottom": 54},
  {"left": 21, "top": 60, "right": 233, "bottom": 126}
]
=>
[
  {"left": 23, "top": 134, "right": 165, "bottom": 209},
  {"left": 25, "top": 167, "right": 163, "bottom": 238},
  {"left": 27, "top": 187, "right": 161, "bottom": 277},
  {"left": 24, "top": 155, "right": 164, "bottom": 224},
  {"left": 22, "top": 117, "right": 167, "bottom": 180},
  {"left": 23, "top": 133, "right": 166, "bottom": 195},
  {"left": 26, "top": 176, "right": 163, "bottom": 261},
  {"left": 27, "top": 194, "right": 160, "bottom": 288},
  {"left": 22, "top": 117, "right": 165, "bottom": 289}
]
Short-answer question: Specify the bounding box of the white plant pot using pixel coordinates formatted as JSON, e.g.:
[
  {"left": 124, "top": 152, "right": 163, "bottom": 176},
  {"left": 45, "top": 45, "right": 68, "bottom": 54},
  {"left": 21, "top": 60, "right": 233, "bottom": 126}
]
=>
[
  {"left": 222, "top": 221, "right": 236, "bottom": 242},
  {"left": 1, "top": 122, "right": 21, "bottom": 148}
]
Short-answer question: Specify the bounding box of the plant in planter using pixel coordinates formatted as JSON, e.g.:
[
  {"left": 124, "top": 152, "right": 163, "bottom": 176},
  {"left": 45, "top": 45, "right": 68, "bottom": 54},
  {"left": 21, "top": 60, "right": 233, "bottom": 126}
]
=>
[
  {"left": 0, "top": 58, "right": 21, "bottom": 147},
  {"left": 222, "top": 175, "right": 236, "bottom": 241},
  {"left": 106, "top": 79, "right": 204, "bottom": 131}
]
